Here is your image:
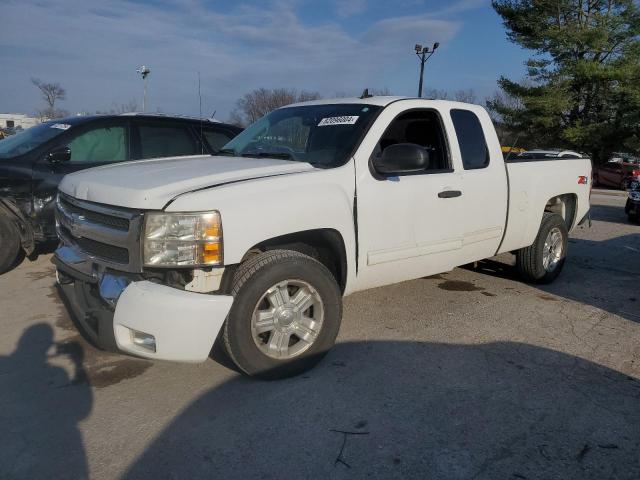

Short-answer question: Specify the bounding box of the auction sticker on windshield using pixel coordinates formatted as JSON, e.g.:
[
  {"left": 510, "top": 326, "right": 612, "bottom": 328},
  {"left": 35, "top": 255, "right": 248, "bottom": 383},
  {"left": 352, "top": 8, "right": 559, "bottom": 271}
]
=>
[{"left": 318, "top": 116, "right": 359, "bottom": 127}]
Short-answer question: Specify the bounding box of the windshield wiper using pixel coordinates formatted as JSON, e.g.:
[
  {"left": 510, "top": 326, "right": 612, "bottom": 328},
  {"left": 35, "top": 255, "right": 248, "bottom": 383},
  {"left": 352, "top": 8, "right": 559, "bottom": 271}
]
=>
[{"left": 241, "top": 152, "right": 293, "bottom": 160}]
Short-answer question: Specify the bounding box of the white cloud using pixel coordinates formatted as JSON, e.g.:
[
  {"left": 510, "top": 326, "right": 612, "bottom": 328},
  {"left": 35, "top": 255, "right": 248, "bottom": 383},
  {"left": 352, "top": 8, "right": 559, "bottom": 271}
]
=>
[
  {"left": 334, "top": 0, "right": 368, "bottom": 19},
  {"left": 0, "top": 0, "right": 462, "bottom": 119}
]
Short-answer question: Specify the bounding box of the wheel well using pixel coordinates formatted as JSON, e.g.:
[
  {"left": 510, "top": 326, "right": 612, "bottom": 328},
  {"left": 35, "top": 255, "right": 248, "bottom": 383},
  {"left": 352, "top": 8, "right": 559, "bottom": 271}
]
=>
[
  {"left": 0, "top": 199, "right": 33, "bottom": 254},
  {"left": 544, "top": 194, "right": 577, "bottom": 230},
  {"left": 239, "top": 229, "right": 348, "bottom": 293}
]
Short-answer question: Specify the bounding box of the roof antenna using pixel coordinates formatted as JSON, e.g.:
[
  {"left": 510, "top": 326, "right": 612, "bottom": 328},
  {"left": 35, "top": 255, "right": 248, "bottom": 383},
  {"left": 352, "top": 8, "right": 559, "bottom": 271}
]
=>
[{"left": 360, "top": 88, "right": 373, "bottom": 99}]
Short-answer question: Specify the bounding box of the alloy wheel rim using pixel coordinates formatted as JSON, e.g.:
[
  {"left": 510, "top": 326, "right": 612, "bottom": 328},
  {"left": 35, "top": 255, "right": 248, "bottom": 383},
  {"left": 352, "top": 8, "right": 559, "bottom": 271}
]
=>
[
  {"left": 250, "top": 279, "right": 324, "bottom": 360},
  {"left": 542, "top": 227, "right": 564, "bottom": 272}
]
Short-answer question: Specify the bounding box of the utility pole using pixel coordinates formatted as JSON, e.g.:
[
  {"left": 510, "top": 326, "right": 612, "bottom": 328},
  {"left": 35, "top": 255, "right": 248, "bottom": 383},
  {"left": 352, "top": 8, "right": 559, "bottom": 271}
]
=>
[
  {"left": 136, "top": 66, "right": 151, "bottom": 112},
  {"left": 414, "top": 43, "right": 439, "bottom": 98}
]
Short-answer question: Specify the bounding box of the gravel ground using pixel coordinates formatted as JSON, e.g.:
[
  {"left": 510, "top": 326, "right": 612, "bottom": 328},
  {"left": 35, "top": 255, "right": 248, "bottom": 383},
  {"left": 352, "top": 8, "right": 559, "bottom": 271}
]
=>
[{"left": 1, "top": 192, "right": 639, "bottom": 480}]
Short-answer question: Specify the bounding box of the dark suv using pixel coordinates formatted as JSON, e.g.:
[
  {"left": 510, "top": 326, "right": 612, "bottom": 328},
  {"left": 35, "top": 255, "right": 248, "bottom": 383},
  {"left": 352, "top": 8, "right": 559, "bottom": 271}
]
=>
[{"left": 0, "top": 114, "right": 241, "bottom": 273}]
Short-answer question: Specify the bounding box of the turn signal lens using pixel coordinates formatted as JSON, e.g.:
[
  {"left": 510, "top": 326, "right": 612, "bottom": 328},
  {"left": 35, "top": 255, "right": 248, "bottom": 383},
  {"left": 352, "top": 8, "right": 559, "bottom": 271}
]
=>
[{"left": 203, "top": 242, "right": 221, "bottom": 263}]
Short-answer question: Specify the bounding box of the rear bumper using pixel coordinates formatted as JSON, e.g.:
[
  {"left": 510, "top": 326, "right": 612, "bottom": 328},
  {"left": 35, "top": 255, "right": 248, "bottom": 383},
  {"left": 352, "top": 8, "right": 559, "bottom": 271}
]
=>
[{"left": 54, "top": 253, "right": 233, "bottom": 363}]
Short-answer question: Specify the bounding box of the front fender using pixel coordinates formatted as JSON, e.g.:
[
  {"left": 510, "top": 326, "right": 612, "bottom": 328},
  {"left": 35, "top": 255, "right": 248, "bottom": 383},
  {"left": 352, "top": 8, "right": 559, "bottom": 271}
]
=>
[{"left": 166, "top": 165, "right": 357, "bottom": 291}]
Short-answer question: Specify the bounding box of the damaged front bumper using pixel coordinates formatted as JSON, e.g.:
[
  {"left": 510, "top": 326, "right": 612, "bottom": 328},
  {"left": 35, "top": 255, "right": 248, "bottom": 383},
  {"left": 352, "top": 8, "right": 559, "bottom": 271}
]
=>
[{"left": 53, "top": 245, "right": 233, "bottom": 363}]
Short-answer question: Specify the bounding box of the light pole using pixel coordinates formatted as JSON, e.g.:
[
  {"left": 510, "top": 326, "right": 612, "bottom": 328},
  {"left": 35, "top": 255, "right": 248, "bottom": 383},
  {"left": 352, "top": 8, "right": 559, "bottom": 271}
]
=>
[
  {"left": 415, "top": 43, "right": 439, "bottom": 98},
  {"left": 136, "top": 65, "right": 151, "bottom": 112}
]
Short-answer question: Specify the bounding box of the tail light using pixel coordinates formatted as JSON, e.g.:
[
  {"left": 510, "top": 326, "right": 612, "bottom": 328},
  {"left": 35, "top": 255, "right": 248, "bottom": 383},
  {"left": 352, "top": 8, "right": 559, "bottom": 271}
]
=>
[{"left": 632, "top": 170, "right": 640, "bottom": 177}]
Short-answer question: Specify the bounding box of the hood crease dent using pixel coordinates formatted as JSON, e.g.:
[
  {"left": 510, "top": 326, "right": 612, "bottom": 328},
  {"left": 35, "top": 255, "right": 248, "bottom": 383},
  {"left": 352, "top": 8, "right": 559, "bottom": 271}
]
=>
[{"left": 58, "top": 155, "right": 315, "bottom": 210}]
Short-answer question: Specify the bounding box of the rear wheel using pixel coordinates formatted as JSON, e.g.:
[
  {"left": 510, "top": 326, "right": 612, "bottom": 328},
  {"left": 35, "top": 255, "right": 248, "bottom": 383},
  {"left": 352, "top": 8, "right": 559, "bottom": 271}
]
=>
[
  {"left": 222, "top": 250, "right": 342, "bottom": 379},
  {"left": 516, "top": 213, "right": 568, "bottom": 284},
  {"left": 0, "top": 215, "right": 22, "bottom": 274}
]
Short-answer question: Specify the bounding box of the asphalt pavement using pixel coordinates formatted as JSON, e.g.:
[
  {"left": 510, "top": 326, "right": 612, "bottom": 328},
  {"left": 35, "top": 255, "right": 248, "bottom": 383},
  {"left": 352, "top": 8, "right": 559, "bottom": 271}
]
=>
[{"left": 1, "top": 193, "right": 639, "bottom": 480}]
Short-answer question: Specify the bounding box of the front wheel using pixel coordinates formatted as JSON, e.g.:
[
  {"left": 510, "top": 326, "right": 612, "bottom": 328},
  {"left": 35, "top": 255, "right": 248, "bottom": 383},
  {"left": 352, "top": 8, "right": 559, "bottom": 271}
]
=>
[
  {"left": 222, "top": 250, "right": 342, "bottom": 379},
  {"left": 516, "top": 213, "right": 568, "bottom": 284}
]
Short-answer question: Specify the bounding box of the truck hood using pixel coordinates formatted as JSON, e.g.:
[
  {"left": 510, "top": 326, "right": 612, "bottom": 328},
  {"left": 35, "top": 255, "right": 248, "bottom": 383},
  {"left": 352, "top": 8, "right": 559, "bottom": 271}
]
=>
[{"left": 59, "top": 155, "right": 316, "bottom": 210}]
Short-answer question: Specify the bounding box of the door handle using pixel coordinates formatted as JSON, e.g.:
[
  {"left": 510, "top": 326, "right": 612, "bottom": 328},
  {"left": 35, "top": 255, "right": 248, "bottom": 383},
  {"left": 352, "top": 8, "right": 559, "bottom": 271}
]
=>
[{"left": 438, "top": 190, "right": 462, "bottom": 199}]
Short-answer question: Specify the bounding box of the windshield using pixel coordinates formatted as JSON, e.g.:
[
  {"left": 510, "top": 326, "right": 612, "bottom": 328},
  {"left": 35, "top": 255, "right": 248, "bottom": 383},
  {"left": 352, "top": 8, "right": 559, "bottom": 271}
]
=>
[
  {"left": 221, "top": 104, "right": 382, "bottom": 168},
  {"left": 0, "top": 121, "right": 69, "bottom": 158}
]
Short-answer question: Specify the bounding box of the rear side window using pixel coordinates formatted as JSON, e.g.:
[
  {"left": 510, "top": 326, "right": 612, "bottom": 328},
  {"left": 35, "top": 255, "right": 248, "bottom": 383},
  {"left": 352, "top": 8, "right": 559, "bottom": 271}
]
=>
[
  {"left": 67, "top": 126, "right": 126, "bottom": 163},
  {"left": 138, "top": 125, "right": 198, "bottom": 159},
  {"left": 203, "top": 129, "right": 234, "bottom": 152},
  {"left": 451, "top": 109, "right": 489, "bottom": 170}
]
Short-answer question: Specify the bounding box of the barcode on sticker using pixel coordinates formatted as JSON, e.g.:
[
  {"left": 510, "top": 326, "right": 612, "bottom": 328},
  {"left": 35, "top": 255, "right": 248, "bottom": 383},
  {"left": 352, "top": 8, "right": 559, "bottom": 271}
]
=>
[{"left": 318, "top": 116, "right": 359, "bottom": 127}]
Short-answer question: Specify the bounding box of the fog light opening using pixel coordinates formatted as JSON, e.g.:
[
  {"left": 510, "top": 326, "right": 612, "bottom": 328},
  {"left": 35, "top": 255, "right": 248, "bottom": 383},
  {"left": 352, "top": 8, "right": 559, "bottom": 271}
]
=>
[{"left": 131, "top": 330, "right": 156, "bottom": 353}]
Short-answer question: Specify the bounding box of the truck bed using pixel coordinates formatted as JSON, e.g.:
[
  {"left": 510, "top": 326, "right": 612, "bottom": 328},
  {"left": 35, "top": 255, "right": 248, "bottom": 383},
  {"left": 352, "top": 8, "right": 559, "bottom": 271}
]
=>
[{"left": 498, "top": 157, "right": 592, "bottom": 254}]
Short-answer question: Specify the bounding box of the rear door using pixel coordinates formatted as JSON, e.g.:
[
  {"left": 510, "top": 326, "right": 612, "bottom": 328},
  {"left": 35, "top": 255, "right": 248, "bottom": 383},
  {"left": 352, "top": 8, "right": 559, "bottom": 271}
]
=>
[{"left": 449, "top": 108, "right": 507, "bottom": 264}]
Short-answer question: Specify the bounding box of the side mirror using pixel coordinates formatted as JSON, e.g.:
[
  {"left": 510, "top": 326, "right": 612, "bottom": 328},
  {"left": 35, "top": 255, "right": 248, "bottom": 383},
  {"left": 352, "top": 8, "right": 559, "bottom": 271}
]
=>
[
  {"left": 47, "top": 146, "right": 71, "bottom": 164},
  {"left": 373, "top": 143, "right": 430, "bottom": 175}
]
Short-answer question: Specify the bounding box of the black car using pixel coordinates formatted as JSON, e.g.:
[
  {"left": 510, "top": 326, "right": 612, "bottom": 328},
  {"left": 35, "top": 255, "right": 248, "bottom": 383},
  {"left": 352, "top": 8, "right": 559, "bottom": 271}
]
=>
[
  {"left": 626, "top": 180, "right": 640, "bottom": 223},
  {"left": 0, "top": 114, "right": 241, "bottom": 273}
]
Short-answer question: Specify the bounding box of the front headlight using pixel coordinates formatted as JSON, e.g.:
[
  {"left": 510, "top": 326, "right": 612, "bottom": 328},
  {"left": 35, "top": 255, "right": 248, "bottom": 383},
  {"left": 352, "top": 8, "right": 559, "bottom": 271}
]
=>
[{"left": 143, "top": 211, "right": 222, "bottom": 267}]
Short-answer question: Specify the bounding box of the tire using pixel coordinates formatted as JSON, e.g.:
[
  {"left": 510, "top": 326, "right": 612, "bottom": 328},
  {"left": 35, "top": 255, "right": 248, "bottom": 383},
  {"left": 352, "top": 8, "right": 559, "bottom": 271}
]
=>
[
  {"left": 222, "top": 249, "right": 342, "bottom": 380},
  {"left": 516, "top": 213, "right": 568, "bottom": 284},
  {"left": 0, "top": 215, "right": 22, "bottom": 274}
]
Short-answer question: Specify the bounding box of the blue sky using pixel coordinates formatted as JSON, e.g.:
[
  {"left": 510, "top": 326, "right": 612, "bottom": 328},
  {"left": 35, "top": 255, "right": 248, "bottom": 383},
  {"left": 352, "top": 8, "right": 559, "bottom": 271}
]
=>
[{"left": 0, "top": 0, "right": 531, "bottom": 120}]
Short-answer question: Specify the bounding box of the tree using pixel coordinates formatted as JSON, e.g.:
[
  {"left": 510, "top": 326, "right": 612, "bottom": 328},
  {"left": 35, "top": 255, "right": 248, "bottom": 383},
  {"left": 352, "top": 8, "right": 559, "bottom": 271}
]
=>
[
  {"left": 95, "top": 100, "right": 139, "bottom": 115},
  {"left": 31, "top": 78, "right": 67, "bottom": 120},
  {"left": 453, "top": 89, "right": 479, "bottom": 104},
  {"left": 492, "top": 0, "right": 640, "bottom": 163},
  {"left": 229, "top": 88, "right": 322, "bottom": 126}
]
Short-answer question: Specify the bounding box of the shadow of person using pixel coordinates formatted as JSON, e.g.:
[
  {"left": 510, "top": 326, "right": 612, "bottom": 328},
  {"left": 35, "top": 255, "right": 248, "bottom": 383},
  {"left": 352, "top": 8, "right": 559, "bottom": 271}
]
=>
[
  {"left": 125, "top": 341, "right": 640, "bottom": 480},
  {"left": 0, "top": 323, "right": 92, "bottom": 479}
]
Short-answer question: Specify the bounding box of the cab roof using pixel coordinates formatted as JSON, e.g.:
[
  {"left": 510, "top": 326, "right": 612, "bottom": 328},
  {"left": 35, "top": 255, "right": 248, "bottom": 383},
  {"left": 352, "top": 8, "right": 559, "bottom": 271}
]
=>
[{"left": 285, "top": 96, "right": 480, "bottom": 109}]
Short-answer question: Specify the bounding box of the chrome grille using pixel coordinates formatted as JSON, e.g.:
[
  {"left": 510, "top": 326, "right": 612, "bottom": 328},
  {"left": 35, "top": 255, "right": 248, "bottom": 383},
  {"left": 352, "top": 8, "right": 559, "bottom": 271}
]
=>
[
  {"left": 56, "top": 193, "right": 144, "bottom": 273},
  {"left": 59, "top": 196, "right": 130, "bottom": 231}
]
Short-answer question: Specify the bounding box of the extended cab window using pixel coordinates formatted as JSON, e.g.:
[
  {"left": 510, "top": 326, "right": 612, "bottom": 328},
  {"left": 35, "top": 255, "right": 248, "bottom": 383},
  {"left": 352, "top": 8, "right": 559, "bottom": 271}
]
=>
[
  {"left": 67, "top": 126, "right": 127, "bottom": 163},
  {"left": 138, "top": 124, "right": 198, "bottom": 159},
  {"left": 375, "top": 109, "right": 450, "bottom": 172},
  {"left": 451, "top": 109, "right": 489, "bottom": 170}
]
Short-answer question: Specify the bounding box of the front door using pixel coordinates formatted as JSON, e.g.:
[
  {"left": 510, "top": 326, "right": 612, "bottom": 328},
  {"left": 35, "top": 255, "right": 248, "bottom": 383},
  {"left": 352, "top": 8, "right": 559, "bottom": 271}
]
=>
[{"left": 355, "top": 105, "right": 464, "bottom": 291}]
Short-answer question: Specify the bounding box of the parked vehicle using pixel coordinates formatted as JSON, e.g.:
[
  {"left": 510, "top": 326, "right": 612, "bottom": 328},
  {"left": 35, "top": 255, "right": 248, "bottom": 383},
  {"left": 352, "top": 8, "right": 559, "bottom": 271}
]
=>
[
  {"left": 593, "top": 156, "right": 640, "bottom": 190},
  {"left": 0, "top": 114, "right": 241, "bottom": 273},
  {"left": 53, "top": 97, "right": 591, "bottom": 379},
  {"left": 626, "top": 180, "right": 640, "bottom": 223}
]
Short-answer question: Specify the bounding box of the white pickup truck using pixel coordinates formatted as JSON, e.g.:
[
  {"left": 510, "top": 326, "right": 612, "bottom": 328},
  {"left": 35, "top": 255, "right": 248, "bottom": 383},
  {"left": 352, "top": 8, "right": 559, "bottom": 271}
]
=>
[{"left": 54, "top": 97, "right": 591, "bottom": 378}]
